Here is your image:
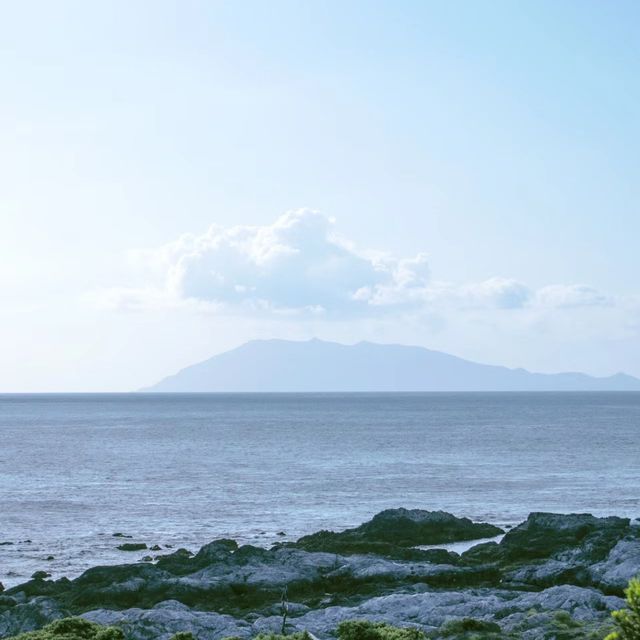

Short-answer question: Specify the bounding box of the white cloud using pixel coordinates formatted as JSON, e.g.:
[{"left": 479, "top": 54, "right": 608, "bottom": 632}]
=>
[
  {"left": 535, "top": 284, "right": 610, "bottom": 308},
  {"left": 99, "top": 209, "right": 433, "bottom": 315},
  {"left": 95, "top": 209, "right": 622, "bottom": 322},
  {"left": 456, "top": 277, "right": 532, "bottom": 309}
]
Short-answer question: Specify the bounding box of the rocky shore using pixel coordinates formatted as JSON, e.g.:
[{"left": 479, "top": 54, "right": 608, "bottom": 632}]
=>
[{"left": 1, "top": 509, "right": 639, "bottom": 640}]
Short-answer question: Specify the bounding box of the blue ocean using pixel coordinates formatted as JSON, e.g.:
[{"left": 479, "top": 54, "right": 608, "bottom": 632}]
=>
[{"left": 1, "top": 392, "right": 639, "bottom": 587}]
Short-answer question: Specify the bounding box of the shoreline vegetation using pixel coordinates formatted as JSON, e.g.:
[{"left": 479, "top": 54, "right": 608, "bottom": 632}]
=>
[{"left": 1, "top": 509, "right": 639, "bottom": 640}]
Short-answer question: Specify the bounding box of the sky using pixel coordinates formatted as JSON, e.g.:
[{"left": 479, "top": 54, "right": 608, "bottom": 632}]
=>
[{"left": 1, "top": 0, "right": 639, "bottom": 391}]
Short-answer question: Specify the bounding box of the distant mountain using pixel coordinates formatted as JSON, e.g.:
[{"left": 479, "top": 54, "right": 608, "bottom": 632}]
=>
[{"left": 142, "top": 339, "right": 640, "bottom": 392}]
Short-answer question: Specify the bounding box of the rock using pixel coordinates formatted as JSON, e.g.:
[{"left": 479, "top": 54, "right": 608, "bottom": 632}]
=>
[
  {"left": 325, "top": 553, "right": 495, "bottom": 588},
  {"left": 154, "top": 548, "right": 195, "bottom": 574},
  {"left": 60, "top": 562, "right": 174, "bottom": 610},
  {"left": 499, "top": 512, "right": 630, "bottom": 561},
  {"left": 294, "top": 509, "right": 503, "bottom": 558},
  {"left": 0, "top": 583, "right": 3, "bottom": 594},
  {"left": 192, "top": 540, "right": 238, "bottom": 568},
  {"left": 264, "top": 601, "right": 310, "bottom": 616},
  {"left": 113, "top": 533, "right": 133, "bottom": 539},
  {"left": 117, "top": 543, "right": 148, "bottom": 552},
  {"left": 589, "top": 537, "right": 640, "bottom": 593},
  {"left": 0, "top": 597, "right": 68, "bottom": 638},
  {"left": 503, "top": 557, "right": 584, "bottom": 590},
  {"left": 282, "top": 585, "right": 622, "bottom": 638},
  {"left": 460, "top": 541, "right": 505, "bottom": 566},
  {"left": 45, "top": 556, "right": 55, "bottom": 561},
  {"left": 2, "top": 541, "right": 466, "bottom": 616},
  {"left": 30, "top": 572, "right": 51, "bottom": 581},
  {"left": 2, "top": 510, "right": 637, "bottom": 640},
  {"left": 150, "top": 545, "right": 162, "bottom": 551},
  {"left": 151, "top": 540, "right": 237, "bottom": 577},
  {"left": 82, "top": 600, "right": 252, "bottom": 640}
]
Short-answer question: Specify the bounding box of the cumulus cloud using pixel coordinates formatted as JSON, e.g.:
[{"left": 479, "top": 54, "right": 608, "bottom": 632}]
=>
[
  {"left": 101, "top": 209, "right": 431, "bottom": 315},
  {"left": 96, "top": 209, "right": 616, "bottom": 320}
]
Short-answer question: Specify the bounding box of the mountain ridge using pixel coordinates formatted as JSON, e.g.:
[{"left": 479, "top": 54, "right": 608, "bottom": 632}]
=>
[{"left": 142, "top": 339, "right": 640, "bottom": 392}]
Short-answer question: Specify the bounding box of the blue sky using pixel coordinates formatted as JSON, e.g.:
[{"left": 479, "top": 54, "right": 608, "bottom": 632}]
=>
[{"left": 1, "top": 1, "right": 639, "bottom": 390}]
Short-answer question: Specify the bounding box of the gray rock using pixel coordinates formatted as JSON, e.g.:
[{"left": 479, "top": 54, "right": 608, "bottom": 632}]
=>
[
  {"left": 589, "top": 537, "right": 640, "bottom": 592},
  {"left": 83, "top": 600, "right": 251, "bottom": 640},
  {"left": 2, "top": 510, "right": 638, "bottom": 640},
  {"left": 283, "top": 585, "right": 623, "bottom": 638},
  {"left": 0, "top": 597, "right": 67, "bottom": 638},
  {"left": 500, "top": 512, "right": 630, "bottom": 561}
]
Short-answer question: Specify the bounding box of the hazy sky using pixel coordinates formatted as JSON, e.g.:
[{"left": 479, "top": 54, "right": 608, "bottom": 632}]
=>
[{"left": 2, "top": 0, "right": 639, "bottom": 391}]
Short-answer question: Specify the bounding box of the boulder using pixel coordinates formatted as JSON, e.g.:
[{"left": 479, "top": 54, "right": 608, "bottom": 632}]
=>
[
  {"left": 0, "top": 597, "right": 17, "bottom": 610},
  {"left": 117, "top": 544, "right": 147, "bottom": 552},
  {"left": 589, "top": 536, "right": 640, "bottom": 593},
  {"left": 30, "top": 573, "right": 51, "bottom": 581},
  {"left": 82, "top": 600, "right": 251, "bottom": 640},
  {"left": 0, "top": 597, "right": 67, "bottom": 638},
  {"left": 499, "top": 513, "right": 630, "bottom": 561},
  {"left": 294, "top": 509, "right": 503, "bottom": 557}
]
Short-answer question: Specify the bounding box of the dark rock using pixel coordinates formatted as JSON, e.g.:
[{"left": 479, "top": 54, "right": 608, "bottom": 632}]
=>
[
  {"left": 45, "top": 556, "right": 55, "bottom": 561},
  {"left": 31, "top": 572, "right": 51, "bottom": 581},
  {"left": 0, "top": 542, "right": 14, "bottom": 546},
  {"left": 294, "top": 509, "right": 503, "bottom": 557},
  {"left": 150, "top": 545, "right": 162, "bottom": 551},
  {"left": 154, "top": 548, "right": 195, "bottom": 574},
  {"left": 2, "top": 509, "right": 637, "bottom": 640},
  {"left": 112, "top": 533, "right": 133, "bottom": 539},
  {"left": 499, "top": 512, "right": 630, "bottom": 561},
  {"left": 460, "top": 541, "right": 505, "bottom": 566},
  {"left": 192, "top": 540, "right": 238, "bottom": 566},
  {"left": 117, "top": 543, "right": 148, "bottom": 552},
  {"left": 0, "top": 597, "right": 68, "bottom": 638}
]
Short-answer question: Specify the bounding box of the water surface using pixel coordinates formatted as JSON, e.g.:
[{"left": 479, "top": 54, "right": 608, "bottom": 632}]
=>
[{"left": 1, "top": 392, "right": 639, "bottom": 587}]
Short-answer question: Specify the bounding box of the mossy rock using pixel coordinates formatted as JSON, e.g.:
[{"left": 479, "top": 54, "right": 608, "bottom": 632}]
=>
[
  {"left": 5, "top": 617, "right": 123, "bottom": 640},
  {"left": 439, "top": 618, "right": 502, "bottom": 638},
  {"left": 116, "top": 543, "right": 147, "bottom": 552},
  {"left": 337, "top": 620, "right": 425, "bottom": 640}
]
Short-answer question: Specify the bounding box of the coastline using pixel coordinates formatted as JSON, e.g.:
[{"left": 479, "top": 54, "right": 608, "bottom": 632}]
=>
[{"left": 2, "top": 508, "right": 639, "bottom": 640}]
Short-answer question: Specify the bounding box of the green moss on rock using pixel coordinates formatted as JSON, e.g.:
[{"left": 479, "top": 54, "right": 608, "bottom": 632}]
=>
[
  {"left": 337, "top": 620, "right": 425, "bottom": 640},
  {"left": 6, "top": 617, "right": 123, "bottom": 640}
]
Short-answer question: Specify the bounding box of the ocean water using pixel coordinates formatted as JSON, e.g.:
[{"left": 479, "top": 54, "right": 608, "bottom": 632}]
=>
[{"left": 1, "top": 392, "right": 639, "bottom": 587}]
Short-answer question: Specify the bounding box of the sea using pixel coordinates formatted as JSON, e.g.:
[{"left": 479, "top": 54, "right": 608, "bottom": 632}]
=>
[{"left": 1, "top": 392, "right": 639, "bottom": 588}]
